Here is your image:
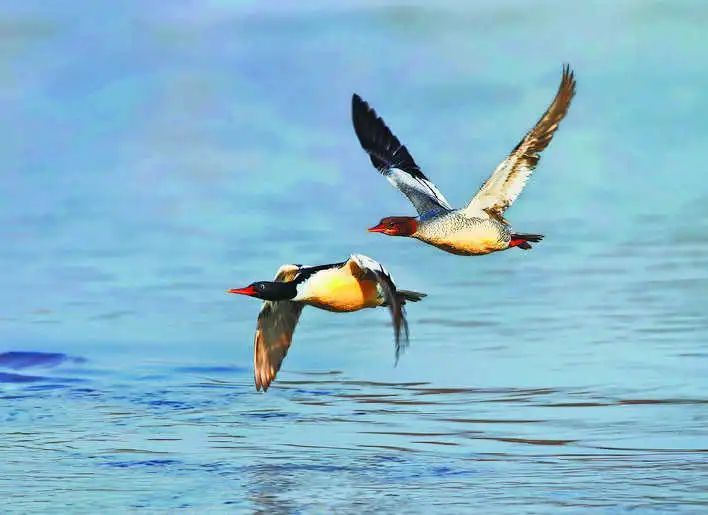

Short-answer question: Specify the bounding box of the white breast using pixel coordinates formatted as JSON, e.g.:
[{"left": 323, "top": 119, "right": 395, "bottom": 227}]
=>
[{"left": 415, "top": 212, "right": 510, "bottom": 255}]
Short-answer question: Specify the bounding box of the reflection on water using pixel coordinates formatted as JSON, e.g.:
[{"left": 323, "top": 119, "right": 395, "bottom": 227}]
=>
[{"left": 2, "top": 0, "right": 708, "bottom": 512}]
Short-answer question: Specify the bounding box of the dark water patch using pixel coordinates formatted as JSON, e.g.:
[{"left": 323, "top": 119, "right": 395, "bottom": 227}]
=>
[
  {"left": 617, "top": 398, "right": 708, "bottom": 406},
  {"left": 285, "top": 443, "right": 356, "bottom": 452},
  {"left": 540, "top": 398, "right": 708, "bottom": 408},
  {"left": 25, "top": 382, "right": 82, "bottom": 390},
  {"left": 0, "top": 371, "right": 46, "bottom": 383},
  {"left": 413, "top": 387, "right": 486, "bottom": 395},
  {"left": 432, "top": 465, "right": 477, "bottom": 477},
  {"left": 635, "top": 326, "right": 705, "bottom": 334},
  {"left": 289, "top": 388, "right": 334, "bottom": 396},
  {"left": 106, "top": 449, "right": 173, "bottom": 455},
  {"left": 105, "top": 459, "right": 181, "bottom": 469},
  {"left": 472, "top": 436, "right": 577, "bottom": 446},
  {"left": 418, "top": 318, "right": 498, "bottom": 328},
  {"left": 277, "top": 379, "right": 430, "bottom": 388},
  {"left": 293, "top": 400, "right": 332, "bottom": 406},
  {"left": 0, "top": 374, "right": 83, "bottom": 387},
  {"left": 0, "top": 351, "right": 85, "bottom": 370},
  {"left": 351, "top": 398, "right": 437, "bottom": 406},
  {"left": 344, "top": 380, "right": 430, "bottom": 388},
  {"left": 89, "top": 310, "right": 135, "bottom": 321},
  {"left": 242, "top": 411, "right": 290, "bottom": 420},
  {"left": 209, "top": 433, "right": 245, "bottom": 440},
  {"left": 583, "top": 445, "right": 708, "bottom": 454},
  {"left": 290, "top": 370, "right": 343, "bottom": 376},
  {"left": 352, "top": 408, "right": 421, "bottom": 416},
  {"left": 411, "top": 386, "right": 558, "bottom": 397},
  {"left": 357, "top": 444, "right": 417, "bottom": 453},
  {"left": 66, "top": 387, "right": 102, "bottom": 399},
  {"left": 442, "top": 418, "right": 544, "bottom": 424},
  {"left": 539, "top": 402, "right": 612, "bottom": 407},
  {"left": 360, "top": 431, "right": 462, "bottom": 437},
  {"left": 336, "top": 393, "right": 398, "bottom": 399},
  {"left": 146, "top": 399, "right": 193, "bottom": 410},
  {"left": 413, "top": 440, "right": 460, "bottom": 446}
]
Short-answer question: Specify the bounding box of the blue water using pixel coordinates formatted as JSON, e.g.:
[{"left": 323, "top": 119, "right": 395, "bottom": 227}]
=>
[{"left": 1, "top": 1, "right": 707, "bottom": 512}]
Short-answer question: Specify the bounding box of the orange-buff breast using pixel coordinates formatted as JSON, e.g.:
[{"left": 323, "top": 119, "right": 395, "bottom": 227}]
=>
[{"left": 302, "top": 270, "right": 379, "bottom": 312}]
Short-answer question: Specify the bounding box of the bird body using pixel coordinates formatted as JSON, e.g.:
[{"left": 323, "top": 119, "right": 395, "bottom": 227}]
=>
[
  {"left": 228, "top": 254, "right": 425, "bottom": 391},
  {"left": 353, "top": 65, "right": 575, "bottom": 256},
  {"left": 413, "top": 210, "right": 511, "bottom": 256},
  {"left": 292, "top": 259, "right": 382, "bottom": 311}
]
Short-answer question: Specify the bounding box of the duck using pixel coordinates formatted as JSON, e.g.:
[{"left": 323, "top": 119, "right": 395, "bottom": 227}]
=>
[
  {"left": 228, "top": 254, "right": 425, "bottom": 391},
  {"left": 352, "top": 65, "right": 576, "bottom": 256}
]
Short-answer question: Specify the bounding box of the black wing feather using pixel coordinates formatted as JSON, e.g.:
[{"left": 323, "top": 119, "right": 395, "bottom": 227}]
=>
[{"left": 352, "top": 93, "right": 426, "bottom": 180}]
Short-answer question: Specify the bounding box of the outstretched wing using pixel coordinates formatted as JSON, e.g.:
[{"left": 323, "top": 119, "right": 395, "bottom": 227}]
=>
[
  {"left": 464, "top": 65, "right": 576, "bottom": 219},
  {"left": 347, "top": 254, "right": 410, "bottom": 363},
  {"left": 352, "top": 94, "right": 452, "bottom": 216},
  {"left": 253, "top": 264, "right": 304, "bottom": 391}
]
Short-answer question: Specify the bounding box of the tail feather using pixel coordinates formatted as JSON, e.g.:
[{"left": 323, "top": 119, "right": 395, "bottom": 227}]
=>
[
  {"left": 397, "top": 290, "right": 426, "bottom": 303},
  {"left": 510, "top": 233, "right": 544, "bottom": 251},
  {"left": 513, "top": 233, "right": 544, "bottom": 242}
]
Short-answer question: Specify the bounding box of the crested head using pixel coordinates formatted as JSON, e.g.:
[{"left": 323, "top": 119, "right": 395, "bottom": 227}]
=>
[
  {"left": 228, "top": 281, "right": 297, "bottom": 301},
  {"left": 368, "top": 216, "right": 418, "bottom": 237}
]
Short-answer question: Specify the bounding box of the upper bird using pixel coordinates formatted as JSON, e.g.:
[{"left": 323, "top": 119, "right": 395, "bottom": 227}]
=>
[
  {"left": 352, "top": 65, "right": 576, "bottom": 256},
  {"left": 228, "top": 254, "right": 425, "bottom": 391}
]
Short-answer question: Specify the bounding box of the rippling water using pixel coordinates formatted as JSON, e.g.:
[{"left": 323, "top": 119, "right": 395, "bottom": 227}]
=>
[{"left": 2, "top": 1, "right": 708, "bottom": 512}]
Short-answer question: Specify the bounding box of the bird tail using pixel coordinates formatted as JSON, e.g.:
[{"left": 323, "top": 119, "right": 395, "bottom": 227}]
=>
[
  {"left": 397, "top": 290, "right": 426, "bottom": 303},
  {"left": 509, "top": 233, "right": 544, "bottom": 250}
]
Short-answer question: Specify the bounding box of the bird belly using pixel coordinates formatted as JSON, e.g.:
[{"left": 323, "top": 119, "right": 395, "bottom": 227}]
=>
[
  {"left": 416, "top": 217, "right": 509, "bottom": 256},
  {"left": 299, "top": 270, "right": 380, "bottom": 312}
]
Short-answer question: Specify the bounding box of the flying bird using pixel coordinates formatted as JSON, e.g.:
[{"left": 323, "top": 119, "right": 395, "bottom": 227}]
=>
[
  {"left": 228, "top": 254, "right": 425, "bottom": 391},
  {"left": 352, "top": 65, "right": 576, "bottom": 256}
]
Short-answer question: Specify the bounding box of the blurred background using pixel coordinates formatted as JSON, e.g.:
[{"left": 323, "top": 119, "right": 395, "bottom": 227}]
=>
[{"left": 1, "top": 1, "right": 707, "bottom": 512}]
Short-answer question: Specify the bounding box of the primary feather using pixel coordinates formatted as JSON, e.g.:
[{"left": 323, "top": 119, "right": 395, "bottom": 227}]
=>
[
  {"left": 352, "top": 94, "right": 452, "bottom": 216},
  {"left": 464, "top": 65, "right": 576, "bottom": 218}
]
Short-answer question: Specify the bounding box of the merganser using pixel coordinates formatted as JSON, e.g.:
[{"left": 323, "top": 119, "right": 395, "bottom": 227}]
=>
[
  {"left": 352, "top": 65, "right": 576, "bottom": 256},
  {"left": 228, "top": 254, "right": 425, "bottom": 391}
]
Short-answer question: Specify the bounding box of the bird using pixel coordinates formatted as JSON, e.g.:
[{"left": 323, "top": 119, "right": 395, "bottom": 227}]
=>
[
  {"left": 227, "top": 254, "right": 426, "bottom": 391},
  {"left": 352, "top": 65, "right": 576, "bottom": 256}
]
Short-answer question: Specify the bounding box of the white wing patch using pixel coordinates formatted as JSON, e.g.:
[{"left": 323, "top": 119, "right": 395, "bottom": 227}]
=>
[
  {"left": 384, "top": 168, "right": 452, "bottom": 216},
  {"left": 350, "top": 254, "right": 394, "bottom": 283}
]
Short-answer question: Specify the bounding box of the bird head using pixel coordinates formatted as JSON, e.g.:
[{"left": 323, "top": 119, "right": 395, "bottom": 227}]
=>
[
  {"left": 228, "top": 281, "right": 297, "bottom": 301},
  {"left": 368, "top": 216, "right": 418, "bottom": 237}
]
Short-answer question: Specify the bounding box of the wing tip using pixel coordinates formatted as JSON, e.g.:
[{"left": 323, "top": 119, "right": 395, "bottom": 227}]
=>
[
  {"left": 351, "top": 92, "right": 375, "bottom": 127},
  {"left": 254, "top": 369, "right": 273, "bottom": 392},
  {"left": 352, "top": 92, "right": 365, "bottom": 108},
  {"left": 560, "top": 63, "right": 577, "bottom": 98},
  {"left": 350, "top": 94, "right": 424, "bottom": 178}
]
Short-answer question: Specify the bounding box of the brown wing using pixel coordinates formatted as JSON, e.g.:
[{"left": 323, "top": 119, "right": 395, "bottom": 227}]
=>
[
  {"left": 347, "top": 255, "right": 409, "bottom": 363},
  {"left": 253, "top": 265, "right": 304, "bottom": 391},
  {"left": 464, "top": 65, "right": 576, "bottom": 218}
]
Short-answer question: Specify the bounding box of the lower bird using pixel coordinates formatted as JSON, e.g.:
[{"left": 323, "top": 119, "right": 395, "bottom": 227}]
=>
[
  {"left": 228, "top": 254, "right": 425, "bottom": 391},
  {"left": 353, "top": 65, "right": 576, "bottom": 256}
]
